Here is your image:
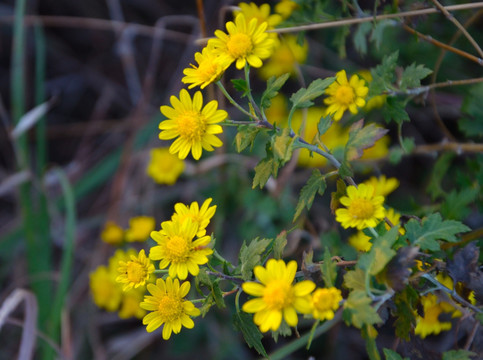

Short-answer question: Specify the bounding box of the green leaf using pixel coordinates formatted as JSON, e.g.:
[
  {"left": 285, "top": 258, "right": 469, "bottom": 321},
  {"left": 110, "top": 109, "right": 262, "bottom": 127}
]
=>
[
  {"left": 405, "top": 213, "right": 470, "bottom": 251},
  {"left": 426, "top": 152, "right": 455, "bottom": 200},
  {"left": 233, "top": 312, "right": 268, "bottom": 357},
  {"left": 239, "top": 237, "right": 272, "bottom": 280},
  {"left": 272, "top": 127, "right": 294, "bottom": 165},
  {"left": 399, "top": 63, "right": 432, "bottom": 91},
  {"left": 343, "top": 290, "right": 382, "bottom": 328},
  {"left": 235, "top": 125, "right": 261, "bottom": 153},
  {"left": 344, "top": 268, "right": 366, "bottom": 291},
  {"left": 293, "top": 169, "right": 326, "bottom": 221},
  {"left": 393, "top": 286, "right": 418, "bottom": 341},
  {"left": 362, "top": 325, "right": 381, "bottom": 360},
  {"left": 338, "top": 159, "right": 353, "bottom": 178},
  {"left": 383, "top": 348, "right": 409, "bottom": 360},
  {"left": 354, "top": 22, "right": 371, "bottom": 55},
  {"left": 317, "top": 115, "right": 333, "bottom": 137},
  {"left": 370, "top": 20, "right": 393, "bottom": 50},
  {"left": 320, "top": 247, "right": 337, "bottom": 287},
  {"left": 345, "top": 120, "right": 389, "bottom": 161},
  {"left": 271, "top": 319, "right": 292, "bottom": 342},
  {"left": 211, "top": 281, "right": 225, "bottom": 309},
  {"left": 441, "top": 187, "right": 480, "bottom": 220},
  {"left": 252, "top": 156, "right": 278, "bottom": 189},
  {"left": 231, "top": 78, "right": 249, "bottom": 97},
  {"left": 261, "top": 73, "right": 290, "bottom": 109},
  {"left": 290, "top": 77, "right": 335, "bottom": 109},
  {"left": 358, "top": 225, "right": 400, "bottom": 276},
  {"left": 476, "top": 312, "right": 483, "bottom": 325},
  {"left": 370, "top": 51, "right": 399, "bottom": 95},
  {"left": 273, "top": 230, "right": 287, "bottom": 259},
  {"left": 382, "top": 97, "right": 410, "bottom": 125},
  {"left": 459, "top": 83, "right": 483, "bottom": 138},
  {"left": 442, "top": 350, "right": 477, "bottom": 360}
]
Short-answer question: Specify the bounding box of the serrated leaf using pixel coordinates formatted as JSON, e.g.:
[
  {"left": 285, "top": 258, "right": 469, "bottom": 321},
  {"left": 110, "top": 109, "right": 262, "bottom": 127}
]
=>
[
  {"left": 330, "top": 179, "right": 347, "bottom": 214},
  {"left": 441, "top": 187, "right": 480, "bottom": 220},
  {"left": 354, "top": 22, "right": 371, "bottom": 55},
  {"left": 338, "top": 159, "right": 353, "bottom": 178},
  {"left": 358, "top": 226, "right": 400, "bottom": 276},
  {"left": 399, "top": 63, "right": 432, "bottom": 91},
  {"left": 459, "top": 83, "right": 483, "bottom": 138},
  {"left": 273, "top": 230, "right": 287, "bottom": 259},
  {"left": 393, "top": 286, "right": 418, "bottom": 341},
  {"left": 272, "top": 127, "right": 294, "bottom": 165},
  {"left": 239, "top": 237, "right": 272, "bottom": 280},
  {"left": 370, "top": 51, "right": 399, "bottom": 95},
  {"left": 261, "top": 73, "right": 290, "bottom": 109},
  {"left": 426, "top": 152, "right": 455, "bottom": 200},
  {"left": 233, "top": 312, "right": 268, "bottom": 357},
  {"left": 370, "top": 20, "right": 393, "bottom": 50},
  {"left": 343, "top": 290, "right": 382, "bottom": 328},
  {"left": 317, "top": 115, "right": 332, "bottom": 136},
  {"left": 290, "top": 77, "right": 335, "bottom": 109},
  {"left": 320, "top": 247, "right": 337, "bottom": 287},
  {"left": 252, "top": 156, "right": 278, "bottom": 189},
  {"left": 362, "top": 325, "right": 381, "bottom": 360},
  {"left": 344, "top": 268, "right": 366, "bottom": 291},
  {"left": 293, "top": 169, "right": 326, "bottom": 221},
  {"left": 383, "top": 348, "right": 409, "bottom": 360},
  {"left": 235, "top": 125, "right": 261, "bottom": 153},
  {"left": 211, "top": 281, "right": 225, "bottom": 309},
  {"left": 382, "top": 97, "right": 410, "bottom": 125},
  {"left": 404, "top": 213, "right": 470, "bottom": 251},
  {"left": 271, "top": 319, "right": 292, "bottom": 342},
  {"left": 442, "top": 350, "right": 477, "bottom": 360},
  {"left": 345, "top": 120, "right": 389, "bottom": 161},
  {"left": 231, "top": 78, "right": 249, "bottom": 97}
]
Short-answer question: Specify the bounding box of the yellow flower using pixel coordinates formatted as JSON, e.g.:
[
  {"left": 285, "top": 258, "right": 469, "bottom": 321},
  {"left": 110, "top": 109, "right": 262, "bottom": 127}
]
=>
[
  {"left": 171, "top": 198, "right": 216, "bottom": 237},
  {"left": 242, "top": 259, "right": 316, "bottom": 332},
  {"left": 414, "top": 293, "right": 452, "bottom": 338},
  {"left": 118, "top": 289, "right": 146, "bottom": 319},
  {"left": 234, "top": 2, "right": 282, "bottom": 29},
  {"left": 109, "top": 248, "right": 138, "bottom": 272},
  {"left": 149, "top": 219, "right": 213, "bottom": 280},
  {"left": 146, "top": 147, "right": 185, "bottom": 185},
  {"left": 140, "top": 277, "right": 200, "bottom": 339},
  {"left": 348, "top": 231, "right": 372, "bottom": 252},
  {"left": 159, "top": 89, "right": 226, "bottom": 160},
  {"left": 125, "top": 216, "right": 156, "bottom": 243},
  {"left": 385, "top": 208, "right": 405, "bottom": 235},
  {"left": 335, "top": 184, "right": 386, "bottom": 230},
  {"left": 363, "top": 175, "right": 399, "bottom": 197},
  {"left": 101, "top": 221, "right": 124, "bottom": 245},
  {"left": 182, "top": 45, "right": 231, "bottom": 89},
  {"left": 324, "top": 70, "right": 368, "bottom": 121},
  {"left": 208, "top": 13, "right": 274, "bottom": 69},
  {"left": 310, "top": 287, "right": 342, "bottom": 321},
  {"left": 117, "top": 249, "right": 155, "bottom": 291},
  {"left": 89, "top": 265, "right": 123, "bottom": 312},
  {"left": 358, "top": 70, "right": 387, "bottom": 111},
  {"left": 275, "top": 0, "right": 298, "bottom": 19},
  {"left": 259, "top": 35, "right": 308, "bottom": 80}
]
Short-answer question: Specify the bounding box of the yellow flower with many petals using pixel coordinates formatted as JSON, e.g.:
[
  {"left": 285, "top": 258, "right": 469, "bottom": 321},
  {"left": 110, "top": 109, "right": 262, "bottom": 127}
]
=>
[
  {"left": 415, "top": 293, "right": 452, "bottom": 338},
  {"left": 159, "top": 89, "right": 227, "bottom": 160},
  {"left": 118, "top": 289, "right": 146, "bottom": 319},
  {"left": 182, "top": 45, "right": 231, "bottom": 89},
  {"left": 101, "top": 221, "right": 124, "bottom": 245},
  {"left": 348, "top": 231, "right": 372, "bottom": 252},
  {"left": 275, "top": 0, "right": 298, "bottom": 19},
  {"left": 125, "top": 216, "right": 156, "bottom": 242},
  {"left": 310, "top": 287, "right": 342, "bottom": 321},
  {"left": 116, "top": 249, "right": 155, "bottom": 291},
  {"left": 89, "top": 265, "right": 123, "bottom": 312},
  {"left": 146, "top": 147, "right": 185, "bottom": 185},
  {"left": 149, "top": 219, "right": 213, "bottom": 280},
  {"left": 235, "top": 2, "right": 282, "bottom": 30},
  {"left": 140, "top": 277, "right": 200, "bottom": 339},
  {"left": 335, "top": 184, "right": 386, "bottom": 230},
  {"left": 242, "top": 259, "right": 316, "bottom": 332},
  {"left": 171, "top": 198, "right": 216, "bottom": 238},
  {"left": 209, "top": 13, "right": 274, "bottom": 69},
  {"left": 324, "top": 70, "right": 368, "bottom": 121},
  {"left": 363, "top": 175, "right": 399, "bottom": 197}
]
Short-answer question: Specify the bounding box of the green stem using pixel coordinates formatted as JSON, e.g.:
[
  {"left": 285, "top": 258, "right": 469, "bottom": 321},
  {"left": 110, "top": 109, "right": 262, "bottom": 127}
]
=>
[
  {"left": 235, "top": 288, "right": 242, "bottom": 313},
  {"left": 216, "top": 81, "right": 258, "bottom": 120},
  {"left": 368, "top": 227, "right": 379, "bottom": 238},
  {"left": 243, "top": 63, "right": 263, "bottom": 120},
  {"left": 294, "top": 137, "right": 342, "bottom": 169},
  {"left": 154, "top": 269, "right": 170, "bottom": 274},
  {"left": 287, "top": 106, "right": 296, "bottom": 130}
]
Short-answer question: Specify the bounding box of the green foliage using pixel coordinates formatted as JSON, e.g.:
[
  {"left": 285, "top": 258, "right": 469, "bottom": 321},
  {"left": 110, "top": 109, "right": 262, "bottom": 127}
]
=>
[
  {"left": 344, "top": 268, "right": 366, "bottom": 291},
  {"left": 320, "top": 247, "right": 337, "bottom": 287},
  {"left": 358, "top": 226, "right": 400, "bottom": 276},
  {"left": 441, "top": 187, "right": 480, "bottom": 220},
  {"left": 399, "top": 63, "right": 432, "bottom": 91},
  {"left": 290, "top": 77, "right": 335, "bottom": 109},
  {"left": 233, "top": 311, "right": 268, "bottom": 357},
  {"left": 382, "top": 97, "right": 410, "bottom": 125},
  {"left": 393, "top": 286, "right": 418, "bottom": 341},
  {"left": 405, "top": 213, "right": 470, "bottom": 251},
  {"left": 272, "top": 127, "right": 295, "bottom": 165},
  {"left": 317, "top": 115, "right": 332, "bottom": 137},
  {"left": 383, "top": 348, "right": 409, "bottom": 360},
  {"left": 272, "top": 231, "right": 287, "bottom": 260},
  {"left": 459, "top": 83, "right": 483, "bottom": 138},
  {"left": 261, "top": 74, "right": 290, "bottom": 109},
  {"left": 293, "top": 169, "right": 327, "bottom": 221},
  {"left": 426, "top": 152, "right": 455, "bottom": 200},
  {"left": 252, "top": 154, "right": 278, "bottom": 189},
  {"left": 345, "top": 120, "right": 389, "bottom": 161},
  {"left": 231, "top": 78, "right": 249, "bottom": 97},
  {"left": 362, "top": 325, "right": 381, "bottom": 360},
  {"left": 235, "top": 125, "right": 261, "bottom": 153},
  {"left": 343, "top": 290, "right": 382, "bottom": 328},
  {"left": 238, "top": 237, "right": 272, "bottom": 280},
  {"left": 370, "top": 51, "right": 399, "bottom": 95},
  {"left": 442, "top": 350, "right": 477, "bottom": 360}
]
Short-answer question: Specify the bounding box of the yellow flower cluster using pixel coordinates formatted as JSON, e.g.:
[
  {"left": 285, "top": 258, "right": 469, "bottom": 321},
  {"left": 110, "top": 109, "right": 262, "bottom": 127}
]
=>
[
  {"left": 100, "top": 216, "right": 155, "bottom": 245},
  {"left": 242, "top": 259, "right": 342, "bottom": 332},
  {"left": 146, "top": 147, "right": 185, "bottom": 185}
]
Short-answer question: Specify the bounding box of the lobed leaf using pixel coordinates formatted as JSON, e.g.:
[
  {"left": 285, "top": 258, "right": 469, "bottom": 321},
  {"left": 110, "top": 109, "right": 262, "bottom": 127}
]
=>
[
  {"left": 233, "top": 312, "right": 268, "bottom": 357},
  {"left": 399, "top": 63, "right": 432, "bottom": 90},
  {"left": 239, "top": 237, "right": 272, "bottom": 280},
  {"left": 358, "top": 226, "right": 400, "bottom": 276},
  {"left": 290, "top": 77, "right": 335, "bottom": 109},
  {"left": 272, "top": 230, "right": 287, "bottom": 259},
  {"left": 261, "top": 73, "right": 290, "bottom": 109},
  {"left": 235, "top": 125, "right": 261, "bottom": 153},
  {"left": 293, "top": 169, "right": 326, "bottom": 221},
  {"left": 231, "top": 78, "right": 249, "bottom": 97},
  {"left": 343, "top": 290, "right": 382, "bottom": 329},
  {"left": 252, "top": 156, "right": 278, "bottom": 189},
  {"left": 320, "top": 247, "right": 337, "bottom": 288}
]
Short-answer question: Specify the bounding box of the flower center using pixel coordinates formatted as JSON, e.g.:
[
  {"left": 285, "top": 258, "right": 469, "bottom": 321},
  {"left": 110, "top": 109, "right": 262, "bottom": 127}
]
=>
[
  {"left": 126, "top": 261, "right": 146, "bottom": 283},
  {"left": 177, "top": 111, "right": 206, "bottom": 142},
  {"left": 263, "top": 280, "right": 293, "bottom": 310},
  {"left": 312, "top": 289, "right": 339, "bottom": 311},
  {"left": 334, "top": 85, "right": 355, "bottom": 106},
  {"left": 227, "top": 33, "right": 253, "bottom": 58},
  {"left": 158, "top": 295, "right": 184, "bottom": 323},
  {"left": 165, "top": 235, "right": 190, "bottom": 262},
  {"left": 348, "top": 198, "right": 375, "bottom": 220},
  {"left": 196, "top": 60, "right": 220, "bottom": 81}
]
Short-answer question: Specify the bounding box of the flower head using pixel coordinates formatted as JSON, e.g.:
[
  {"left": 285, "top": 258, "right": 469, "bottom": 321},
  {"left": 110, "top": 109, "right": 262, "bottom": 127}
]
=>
[
  {"left": 171, "top": 198, "right": 216, "bottom": 237},
  {"left": 89, "top": 265, "right": 123, "bottom": 311},
  {"left": 414, "top": 293, "right": 452, "bottom": 338},
  {"left": 117, "top": 249, "right": 155, "bottom": 291},
  {"left": 146, "top": 147, "right": 185, "bottom": 185},
  {"left": 150, "top": 219, "right": 213, "bottom": 280},
  {"left": 125, "top": 216, "right": 156, "bottom": 242},
  {"left": 208, "top": 13, "right": 274, "bottom": 69},
  {"left": 363, "top": 175, "right": 399, "bottom": 197},
  {"left": 275, "top": 0, "right": 298, "bottom": 19},
  {"left": 310, "top": 287, "right": 342, "bottom": 321},
  {"left": 335, "top": 184, "right": 386, "bottom": 230},
  {"left": 159, "top": 89, "right": 226, "bottom": 160},
  {"left": 182, "top": 45, "right": 231, "bottom": 89},
  {"left": 140, "top": 277, "right": 200, "bottom": 339},
  {"left": 348, "top": 231, "right": 372, "bottom": 252},
  {"left": 119, "top": 289, "right": 146, "bottom": 319},
  {"left": 324, "top": 70, "right": 368, "bottom": 121},
  {"left": 101, "top": 221, "right": 124, "bottom": 245},
  {"left": 242, "top": 259, "right": 316, "bottom": 332},
  {"left": 234, "top": 2, "right": 282, "bottom": 29}
]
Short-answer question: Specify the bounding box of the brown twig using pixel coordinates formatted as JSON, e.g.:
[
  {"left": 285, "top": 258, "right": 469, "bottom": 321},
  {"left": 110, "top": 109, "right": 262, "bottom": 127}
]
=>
[{"left": 412, "top": 142, "right": 483, "bottom": 155}]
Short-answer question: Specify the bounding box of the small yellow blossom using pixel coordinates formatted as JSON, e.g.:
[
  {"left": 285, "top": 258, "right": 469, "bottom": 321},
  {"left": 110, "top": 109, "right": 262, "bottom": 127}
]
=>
[
  {"left": 125, "top": 216, "right": 156, "bottom": 243},
  {"left": 275, "top": 0, "right": 298, "bottom": 19},
  {"left": 335, "top": 184, "right": 386, "bottom": 230},
  {"left": 310, "top": 287, "right": 343, "bottom": 321},
  {"left": 324, "top": 70, "right": 368, "bottom": 121},
  {"left": 385, "top": 208, "right": 405, "bottom": 235},
  {"left": 109, "top": 248, "right": 138, "bottom": 272},
  {"left": 208, "top": 13, "right": 274, "bottom": 69},
  {"left": 235, "top": 2, "right": 282, "bottom": 30},
  {"left": 140, "top": 277, "right": 200, "bottom": 339},
  {"left": 363, "top": 175, "right": 399, "bottom": 197},
  {"left": 242, "top": 259, "right": 316, "bottom": 332},
  {"left": 146, "top": 147, "right": 185, "bottom": 185},
  {"left": 117, "top": 249, "right": 155, "bottom": 291},
  {"left": 150, "top": 218, "right": 213, "bottom": 280},
  {"left": 171, "top": 198, "right": 216, "bottom": 238},
  {"left": 118, "top": 289, "right": 146, "bottom": 319},
  {"left": 415, "top": 293, "right": 452, "bottom": 338},
  {"left": 348, "top": 231, "right": 372, "bottom": 252},
  {"left": 159, "top": 89, "right": 226, "bottom": 160},
  {"left": 101, "top": 221, "right": 124, "bottom": 245},
  {"left": 89, "top": 266, "right": 123, "bottom": 312}
]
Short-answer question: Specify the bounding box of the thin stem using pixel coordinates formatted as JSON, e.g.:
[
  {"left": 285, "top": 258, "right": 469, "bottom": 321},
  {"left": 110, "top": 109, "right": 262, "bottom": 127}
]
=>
[
  {"left": 220, "top": 119, "right": 256, "bottom": 126},
  {"left": 216, "top": 81, "right": 258, "bottom": 120},
  {"left": 294, "top": 138, "right": 342, "bottom": 169},
  {"left": 153, "top": 269, "right": 170, "bottom": 274},
  {"left": 412, "top": 142, "right": 483, "bottom": 154},
  {"left": 235, "top": 288, "right": 242, "bottom": 313},
  {"left": 368, "top": 227, "right": 379, "bottom": 238},
  {"left": 243, "top": 64, "right": 263, "bottom": 120},
  {"left": 206, "top": 270, "right": 244, "bottom": 284},
  {"left": 386, "top": 77, "right": 483, "bottom": 96}
]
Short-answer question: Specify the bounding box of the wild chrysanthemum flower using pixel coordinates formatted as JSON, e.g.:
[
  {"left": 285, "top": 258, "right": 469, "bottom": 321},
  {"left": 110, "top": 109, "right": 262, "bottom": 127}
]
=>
[
  {"left": 101, "top": 221, "right": 124, "bottom": 245},
  {"left": 275, "top": 0, "right": 298, "bottom": 19},
  {"left": 117, "top": 249, "right": 155, "bottom": 291},
  {"left": 348, "top": 231, "right": 372, "bottom": 252},
  {"left": 208, "top": 13, "right": 274, "bottom": 69},
  {"left": 335, "top": 184, "right": 386, "bottom": 230},
  {"left": 310, "top": 287, "right": 342, "bottom": 321},
  {"left": 125, "top": 216, "right": 156, "bottom": 242},
  {"left": 324, "top": 70, "right": 368, "bottom": 121},
  {"left": 119, "top": 289, "right": 146, "bottom": 319},
  {"left": 159, "top": 89, "right": 226, "bottom": 160},
  {"left": 149, "top": 218, "right": 212, "bottom": 280},
  {"left": 182, "top": 45, "right": 231, "bottom": 89},
  {"left": 414, "top": 293, "right": 452, "bottom": 338},
  {"left": 171, "top": 198, "right": 216, "bottom": 238},
  {"left": 140, "top": 277, "right": 200, "bottom": 339},
  {"left": 89, "top": 265, "right": 123, "bottom": 312},
  {"left": 234, "top": 2, "right": 282, "bottom": 30},
  {"left": 242, "top": 259, "right": 316, "bottom": 332},
  {"left": 363, "top": 175, "right": 399, "bottom": 197},
  {"left": 146, "top": 147, "right": 185, "bottom": 185}
]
